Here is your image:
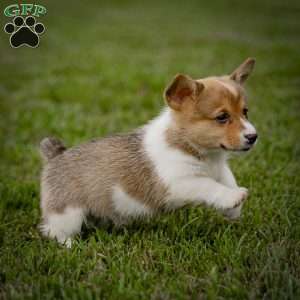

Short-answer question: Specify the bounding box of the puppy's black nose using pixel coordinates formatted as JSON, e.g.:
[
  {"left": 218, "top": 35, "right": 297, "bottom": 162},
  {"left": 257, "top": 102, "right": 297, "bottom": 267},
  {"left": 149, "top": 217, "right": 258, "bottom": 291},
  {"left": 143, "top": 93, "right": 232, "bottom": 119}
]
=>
[{"left": 245, "top": 133, "right": 257, "bottom": 145}]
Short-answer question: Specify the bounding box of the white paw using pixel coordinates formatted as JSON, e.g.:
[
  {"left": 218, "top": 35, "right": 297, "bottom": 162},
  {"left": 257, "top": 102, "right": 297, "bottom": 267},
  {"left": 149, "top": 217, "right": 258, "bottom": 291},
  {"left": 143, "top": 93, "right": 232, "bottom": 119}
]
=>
[
  {"left": 235, "top": 187, "right": 248, "bottom": 207},
  {"left": 221, "top": 187, "right": 248, "bottom": 210},
  {"left": 64, "top": 238, "right": 73, "bottom": 248},
  {"left": 57, "top": 237, "right": 73, "bottom": 248}
]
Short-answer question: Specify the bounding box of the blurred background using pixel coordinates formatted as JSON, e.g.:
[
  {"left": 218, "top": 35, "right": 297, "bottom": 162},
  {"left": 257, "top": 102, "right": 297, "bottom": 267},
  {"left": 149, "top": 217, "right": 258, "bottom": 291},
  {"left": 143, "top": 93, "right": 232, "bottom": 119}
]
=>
[{"left": 0, "top": 0, "right": 299, "bottom": 299}]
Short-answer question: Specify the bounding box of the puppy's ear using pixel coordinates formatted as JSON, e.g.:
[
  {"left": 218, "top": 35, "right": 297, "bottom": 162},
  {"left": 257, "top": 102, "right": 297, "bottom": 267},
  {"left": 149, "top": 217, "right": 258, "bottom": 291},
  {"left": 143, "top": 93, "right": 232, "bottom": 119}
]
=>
[
  {"left": 164, "top": 74, "right": 204, "bottom": 111},
  {"left": 230, "top": 58, "right": 255, "bottom": 84}
]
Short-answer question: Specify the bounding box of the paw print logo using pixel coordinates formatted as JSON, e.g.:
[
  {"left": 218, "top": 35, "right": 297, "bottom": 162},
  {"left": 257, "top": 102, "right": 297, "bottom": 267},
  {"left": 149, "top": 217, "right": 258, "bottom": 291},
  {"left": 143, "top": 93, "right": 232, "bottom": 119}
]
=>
[{"left": 4, "top": 16, "right": 45, "bottom": 48}]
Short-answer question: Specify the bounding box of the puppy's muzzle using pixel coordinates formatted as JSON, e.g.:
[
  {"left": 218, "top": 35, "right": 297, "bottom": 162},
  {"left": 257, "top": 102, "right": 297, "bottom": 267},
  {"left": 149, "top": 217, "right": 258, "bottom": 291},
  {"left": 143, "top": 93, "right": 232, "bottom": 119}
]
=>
[{"left": 244, "top": 133, "right": 257, "bottom": 145}]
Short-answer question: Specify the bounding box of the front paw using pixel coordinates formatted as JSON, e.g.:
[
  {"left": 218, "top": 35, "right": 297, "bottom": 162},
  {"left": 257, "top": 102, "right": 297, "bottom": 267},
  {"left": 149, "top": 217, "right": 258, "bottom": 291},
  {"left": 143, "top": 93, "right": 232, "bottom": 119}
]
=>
[
  {"left": 221, "top": 187, "right": 248, "bottom": 210},
  {"left": 233, "top": 187, "right": 248, "bottom": 208}
]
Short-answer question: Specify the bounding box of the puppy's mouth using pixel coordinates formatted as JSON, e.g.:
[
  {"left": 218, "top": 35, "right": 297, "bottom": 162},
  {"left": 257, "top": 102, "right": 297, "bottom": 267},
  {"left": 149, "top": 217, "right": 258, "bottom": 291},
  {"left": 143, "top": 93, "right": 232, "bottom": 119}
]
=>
[{"left": 220, "top": 144, "right": 251, "bottom": 152}]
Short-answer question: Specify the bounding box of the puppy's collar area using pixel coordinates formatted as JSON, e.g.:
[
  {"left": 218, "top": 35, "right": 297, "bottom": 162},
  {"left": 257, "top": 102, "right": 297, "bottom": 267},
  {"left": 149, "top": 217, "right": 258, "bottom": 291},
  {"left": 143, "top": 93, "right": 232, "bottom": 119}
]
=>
[{"left": 181, "top": 136, "right": 207, "bottom": 161}]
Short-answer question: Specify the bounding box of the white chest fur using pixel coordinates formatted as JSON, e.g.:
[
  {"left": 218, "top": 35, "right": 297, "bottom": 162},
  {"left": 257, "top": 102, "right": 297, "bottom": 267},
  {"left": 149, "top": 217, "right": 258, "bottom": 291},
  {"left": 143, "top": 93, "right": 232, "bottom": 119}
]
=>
[{"left": 143, "top": 109, "right": 228, "bottom": 209}]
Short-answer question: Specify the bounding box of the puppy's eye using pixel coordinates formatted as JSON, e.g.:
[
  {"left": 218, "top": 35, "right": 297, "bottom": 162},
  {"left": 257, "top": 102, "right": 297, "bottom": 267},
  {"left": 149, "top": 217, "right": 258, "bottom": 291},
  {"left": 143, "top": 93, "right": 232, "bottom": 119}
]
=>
[
  {"left": 243, "top": 108, "right": 248, "bottom": 118},
  {"left": 216, "top": 112, "right": 230, "bottom": 124}
]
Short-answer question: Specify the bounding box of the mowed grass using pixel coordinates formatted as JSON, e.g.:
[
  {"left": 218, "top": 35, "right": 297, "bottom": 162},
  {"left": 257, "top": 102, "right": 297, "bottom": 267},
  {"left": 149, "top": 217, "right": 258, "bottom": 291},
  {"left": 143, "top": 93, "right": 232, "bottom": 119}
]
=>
[{"left": 0, "top": 0, "right": 300, "bottom": 299}]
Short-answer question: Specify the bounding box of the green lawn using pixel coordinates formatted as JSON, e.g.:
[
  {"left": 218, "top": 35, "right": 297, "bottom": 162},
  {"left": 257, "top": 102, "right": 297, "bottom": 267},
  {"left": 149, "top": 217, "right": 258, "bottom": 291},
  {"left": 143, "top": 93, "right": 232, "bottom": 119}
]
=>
[{"left": 1, "top": 0, "right": 300, "bottom": 299}]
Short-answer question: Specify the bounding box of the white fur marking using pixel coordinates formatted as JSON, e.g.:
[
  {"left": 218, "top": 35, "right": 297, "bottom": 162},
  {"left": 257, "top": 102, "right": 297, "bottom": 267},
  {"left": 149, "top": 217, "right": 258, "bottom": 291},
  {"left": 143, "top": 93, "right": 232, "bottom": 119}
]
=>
[
  {"left": 112, "top": 185, "right": 151, "bottom": 217},
  {"left": 241, "top": 118, "right": 256, "bottom": 135},
  {"left": 40, "top": 207, "right": 85, "bottom": 246},
  {"left": 240, "top": 118, "right": 257, "bottom": 146}
]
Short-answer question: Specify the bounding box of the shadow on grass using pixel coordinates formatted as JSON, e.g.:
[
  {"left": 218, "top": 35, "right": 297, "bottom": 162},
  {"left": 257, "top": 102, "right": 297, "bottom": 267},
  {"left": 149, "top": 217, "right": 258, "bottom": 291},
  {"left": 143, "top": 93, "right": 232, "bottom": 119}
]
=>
[{"left": 79, "top": 207, "right": 244, "bottom": 246}]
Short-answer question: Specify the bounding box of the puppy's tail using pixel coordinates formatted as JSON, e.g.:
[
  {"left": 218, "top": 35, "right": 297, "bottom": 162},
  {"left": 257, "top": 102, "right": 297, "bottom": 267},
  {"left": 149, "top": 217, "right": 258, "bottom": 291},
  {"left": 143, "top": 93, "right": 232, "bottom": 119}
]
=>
[{"left": 40, "top": 137, "right": 66, "bottom": 163}]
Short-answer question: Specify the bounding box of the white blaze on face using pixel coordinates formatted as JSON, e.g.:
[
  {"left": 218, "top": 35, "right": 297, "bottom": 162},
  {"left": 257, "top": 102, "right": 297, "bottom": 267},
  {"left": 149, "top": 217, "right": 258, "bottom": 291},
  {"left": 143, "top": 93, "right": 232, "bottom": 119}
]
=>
[
  {"left": 240, "top": 118, "right": 257, "bottom": 145},
  {"left": 214, "top": 79, "right": 257, "bottom": 148}
]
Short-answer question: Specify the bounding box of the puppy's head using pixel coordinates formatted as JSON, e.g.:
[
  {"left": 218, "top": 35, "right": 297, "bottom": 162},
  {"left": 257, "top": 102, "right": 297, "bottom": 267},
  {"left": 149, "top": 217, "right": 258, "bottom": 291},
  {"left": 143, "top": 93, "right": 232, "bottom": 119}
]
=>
[{"left": 165, "top": 58, "right": 257, "bottom": 152}]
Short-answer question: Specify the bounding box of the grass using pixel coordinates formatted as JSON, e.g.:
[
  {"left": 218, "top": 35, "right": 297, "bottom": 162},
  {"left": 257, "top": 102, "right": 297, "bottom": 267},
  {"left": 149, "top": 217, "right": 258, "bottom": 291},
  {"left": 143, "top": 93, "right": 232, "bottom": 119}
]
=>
[{"left": 0, "top": 0, "right": 300, "bottom": 299}]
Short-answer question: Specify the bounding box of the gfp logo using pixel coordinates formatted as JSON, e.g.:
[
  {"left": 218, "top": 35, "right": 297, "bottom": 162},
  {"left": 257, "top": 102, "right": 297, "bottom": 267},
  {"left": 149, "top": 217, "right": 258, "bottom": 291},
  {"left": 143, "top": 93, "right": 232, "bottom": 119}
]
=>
[{"left": 3, "top": 4, "right": 46, "bottom": 48}]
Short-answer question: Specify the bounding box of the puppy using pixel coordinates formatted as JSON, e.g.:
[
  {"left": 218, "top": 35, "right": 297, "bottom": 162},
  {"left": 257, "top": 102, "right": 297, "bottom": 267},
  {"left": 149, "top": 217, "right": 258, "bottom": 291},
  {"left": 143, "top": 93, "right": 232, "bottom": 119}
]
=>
[{"left": 39, "top": 58, "right": 257, "bottom": 247}]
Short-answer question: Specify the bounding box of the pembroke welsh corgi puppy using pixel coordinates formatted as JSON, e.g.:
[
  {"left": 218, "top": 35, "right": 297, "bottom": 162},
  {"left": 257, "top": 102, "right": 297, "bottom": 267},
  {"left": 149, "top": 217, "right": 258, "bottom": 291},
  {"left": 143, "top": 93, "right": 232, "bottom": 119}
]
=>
[{"left": 40, "top": 58, "right": 257, "bottom": 247}]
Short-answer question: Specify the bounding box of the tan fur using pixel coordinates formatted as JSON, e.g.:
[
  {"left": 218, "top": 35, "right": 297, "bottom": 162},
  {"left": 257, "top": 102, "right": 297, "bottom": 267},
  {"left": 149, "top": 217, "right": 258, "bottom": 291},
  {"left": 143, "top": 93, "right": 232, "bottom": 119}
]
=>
[
  {"left": 40, "top": 137, "right": 66, "bottom": 162},
  {"left": 41, "top": 131, "right": 168, "bottom": 225}
]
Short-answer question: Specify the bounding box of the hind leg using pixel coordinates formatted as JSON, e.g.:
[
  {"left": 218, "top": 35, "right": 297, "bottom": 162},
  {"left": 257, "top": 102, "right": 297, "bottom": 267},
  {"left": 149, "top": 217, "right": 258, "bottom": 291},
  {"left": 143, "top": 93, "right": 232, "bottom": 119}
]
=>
[{"left": 40, "top": 207, "right": 85, "bottom": 247}]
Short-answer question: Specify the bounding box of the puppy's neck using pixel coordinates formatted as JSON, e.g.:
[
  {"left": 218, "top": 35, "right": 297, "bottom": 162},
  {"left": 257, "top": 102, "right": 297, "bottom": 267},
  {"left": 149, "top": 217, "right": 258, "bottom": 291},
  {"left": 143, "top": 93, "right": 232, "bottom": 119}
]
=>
[
  {"left": 165, "top": 125, "right": 205, "bottom": 161},
  {"left": 146, "top": 108, "right": 225, "bottom": 162}
]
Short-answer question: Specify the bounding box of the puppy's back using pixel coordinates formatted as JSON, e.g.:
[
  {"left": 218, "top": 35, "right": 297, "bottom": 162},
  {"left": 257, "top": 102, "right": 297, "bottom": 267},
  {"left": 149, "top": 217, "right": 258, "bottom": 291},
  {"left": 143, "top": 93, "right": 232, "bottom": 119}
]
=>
[{"left": 40, "top": 130, "right": 167, "bottom": 221}]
